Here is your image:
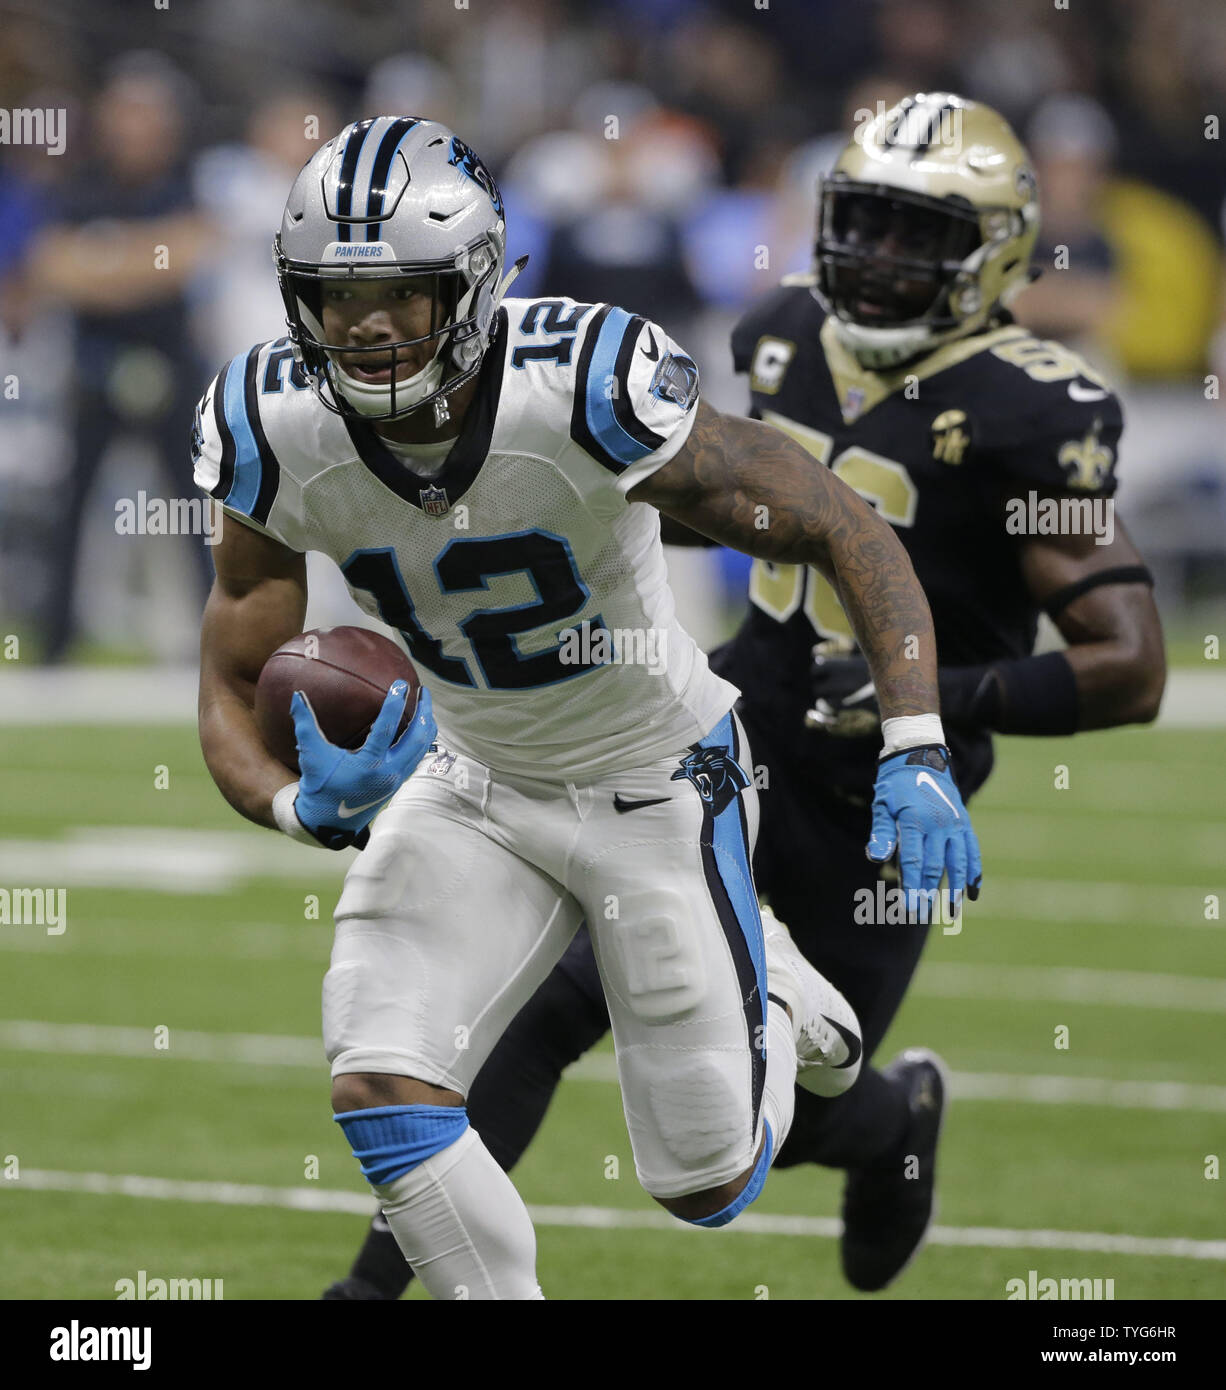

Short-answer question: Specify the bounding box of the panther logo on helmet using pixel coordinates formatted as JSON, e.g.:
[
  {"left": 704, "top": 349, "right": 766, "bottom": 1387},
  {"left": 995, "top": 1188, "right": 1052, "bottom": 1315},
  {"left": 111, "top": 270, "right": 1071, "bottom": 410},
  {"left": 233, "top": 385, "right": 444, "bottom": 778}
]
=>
[{"left": 446, "top": 136, "right": 504, "bottom": 218}]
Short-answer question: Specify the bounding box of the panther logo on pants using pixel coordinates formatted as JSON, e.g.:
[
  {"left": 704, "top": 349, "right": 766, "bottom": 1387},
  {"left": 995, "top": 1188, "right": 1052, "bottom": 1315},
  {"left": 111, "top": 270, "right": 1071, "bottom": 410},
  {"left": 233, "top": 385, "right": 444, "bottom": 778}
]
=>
[{"left": 671, "top": 744, "right": 750, "bottom": 816}]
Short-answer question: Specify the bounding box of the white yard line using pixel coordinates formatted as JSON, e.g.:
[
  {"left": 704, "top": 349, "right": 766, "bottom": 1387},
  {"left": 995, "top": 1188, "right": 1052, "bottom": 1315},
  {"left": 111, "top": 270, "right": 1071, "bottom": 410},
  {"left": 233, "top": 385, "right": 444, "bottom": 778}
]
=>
[
  {"left": 0, "top": 666, "right": 1223, "bottom": 726},
  {"left": 1152, "top": 670, "right": 1226, "bottom": 728},
  {"left": 942, "top": 1071, "right": 1226, "bottom": 1112},
  {"left": 9, "top": 822, "right": 1216, "bottom": 886},
  {"left": 7, "top": 1168, "right": 1224, "bottom": 1262},
  {"left": 916, "top": 963, "right": 1226, "bottom": 1013},
  {"left": 565, "top": 1054, "right": 1226, "bottom": 1111},
  {"left": 2, "top": 1018, "right": 1225, "bottom": 1112},
  {"left": 967, "top": 878, "right": 1222, "bottom": 927},
  {"left": 0, "top": 882, "right": 1218, "bottom": 964},
  {"left": 0, "top": 921, "right": 331, "bottom": 959},
  {"left": 970, "top": 813, "right": 1226, "bottom": 868},
  {"left": 0, "top": 1019, "right": 325, "bottom": 1067},
  {"left": 0, "top": 824, "right": 1217, "bottom": 925},
  {"left": 0, "top": 668, "right": 199, "bottom": 724},
  {"left": 0, "top": 826, "right": 351, "bottom": 892}
]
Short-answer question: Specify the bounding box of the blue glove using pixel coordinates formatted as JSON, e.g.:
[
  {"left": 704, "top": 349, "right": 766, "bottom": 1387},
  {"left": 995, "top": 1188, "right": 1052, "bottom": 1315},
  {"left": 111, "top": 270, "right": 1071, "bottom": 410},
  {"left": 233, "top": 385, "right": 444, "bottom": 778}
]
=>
[
  {"left": 291, "top": 681, "right": 436, "bottom": 850},
  {"left": 866, "top": 744, "right": 982, "bottom": 921}
]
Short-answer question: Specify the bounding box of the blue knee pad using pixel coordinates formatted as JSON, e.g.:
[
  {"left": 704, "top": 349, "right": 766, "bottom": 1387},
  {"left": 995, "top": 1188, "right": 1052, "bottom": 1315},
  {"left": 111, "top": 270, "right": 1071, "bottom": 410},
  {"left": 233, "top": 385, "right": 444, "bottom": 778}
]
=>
[
  {"left": 683, "top": 1121, "right": 774, "bottom": 1229},
  {"left": 335, "top": 1104, "right": 469, "bottom": 1185}
]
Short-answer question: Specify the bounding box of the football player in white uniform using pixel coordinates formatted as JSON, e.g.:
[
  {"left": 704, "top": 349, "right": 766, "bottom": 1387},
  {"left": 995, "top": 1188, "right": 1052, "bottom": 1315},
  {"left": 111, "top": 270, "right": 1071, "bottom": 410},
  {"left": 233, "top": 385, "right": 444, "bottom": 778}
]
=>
[{"left": 194, "top": 117, "right": 982, "bottom": 1300}]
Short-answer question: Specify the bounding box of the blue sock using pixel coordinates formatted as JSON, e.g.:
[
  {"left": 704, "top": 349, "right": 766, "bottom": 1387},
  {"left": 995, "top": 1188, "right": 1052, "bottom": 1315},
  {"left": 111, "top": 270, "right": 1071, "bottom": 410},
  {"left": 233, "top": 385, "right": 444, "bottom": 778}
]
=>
[
  {"left": 685, "top": 1122, "right": 774, "bottom": 1229},
  {"left": 335, "top": 1104, "right": 469, "bottom": 1185}
]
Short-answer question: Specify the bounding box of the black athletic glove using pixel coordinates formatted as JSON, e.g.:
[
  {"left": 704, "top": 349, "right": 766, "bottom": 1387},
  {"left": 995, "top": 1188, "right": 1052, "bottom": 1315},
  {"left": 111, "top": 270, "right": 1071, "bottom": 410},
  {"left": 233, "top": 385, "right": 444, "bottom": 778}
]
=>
[{"left": 805, "top": 641, "right": 880, "bottom": 737}]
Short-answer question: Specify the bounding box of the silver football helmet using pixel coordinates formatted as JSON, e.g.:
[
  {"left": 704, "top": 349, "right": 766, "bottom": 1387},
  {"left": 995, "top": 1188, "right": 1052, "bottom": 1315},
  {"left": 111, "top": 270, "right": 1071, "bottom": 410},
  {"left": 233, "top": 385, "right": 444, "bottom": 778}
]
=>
[{"left": 274, "top": 115, "right": 523, "bottom": 422}]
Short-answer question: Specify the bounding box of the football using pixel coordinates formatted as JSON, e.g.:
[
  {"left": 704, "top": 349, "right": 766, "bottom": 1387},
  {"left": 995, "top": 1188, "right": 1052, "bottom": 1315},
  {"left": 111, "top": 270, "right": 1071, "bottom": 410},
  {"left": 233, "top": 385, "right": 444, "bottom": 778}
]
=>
[{"left": 254, "top": 626, "right": 421, "bottom": 773}]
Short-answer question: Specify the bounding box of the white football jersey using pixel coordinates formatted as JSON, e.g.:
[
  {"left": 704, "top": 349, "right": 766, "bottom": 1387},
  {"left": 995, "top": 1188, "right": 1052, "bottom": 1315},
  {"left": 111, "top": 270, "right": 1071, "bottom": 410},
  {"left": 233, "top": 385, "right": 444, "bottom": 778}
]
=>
[{"left": 192, "top": 297, "right": 738, "bottom": 780}]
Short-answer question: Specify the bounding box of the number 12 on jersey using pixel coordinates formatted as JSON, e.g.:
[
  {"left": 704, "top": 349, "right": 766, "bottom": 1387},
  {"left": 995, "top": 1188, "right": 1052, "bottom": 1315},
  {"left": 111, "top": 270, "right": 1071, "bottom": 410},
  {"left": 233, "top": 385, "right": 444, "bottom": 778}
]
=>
[{"left": 342, "top": 530, "right": 607, "bottom": 691}]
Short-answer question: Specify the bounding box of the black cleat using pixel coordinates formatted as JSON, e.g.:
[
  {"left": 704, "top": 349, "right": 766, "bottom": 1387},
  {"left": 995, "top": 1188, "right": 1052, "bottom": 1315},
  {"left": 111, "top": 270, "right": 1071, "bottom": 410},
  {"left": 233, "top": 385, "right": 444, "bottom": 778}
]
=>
[
  {"left": 840, "top": 1048, "right": 948, "bottom": 1292},
  {"left": 321, "top": 1276, "right": 393, "bottom": 1300}
]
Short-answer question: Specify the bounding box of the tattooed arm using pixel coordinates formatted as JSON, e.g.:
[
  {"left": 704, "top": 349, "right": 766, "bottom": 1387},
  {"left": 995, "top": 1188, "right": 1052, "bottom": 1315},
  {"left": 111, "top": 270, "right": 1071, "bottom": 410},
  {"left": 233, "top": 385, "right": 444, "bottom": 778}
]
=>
[
  {"left": 629, "top": 399, "right": 937, "bottom": 722},
  {"left": 632, "top": 398, "right": 980, "bottom": 906}
]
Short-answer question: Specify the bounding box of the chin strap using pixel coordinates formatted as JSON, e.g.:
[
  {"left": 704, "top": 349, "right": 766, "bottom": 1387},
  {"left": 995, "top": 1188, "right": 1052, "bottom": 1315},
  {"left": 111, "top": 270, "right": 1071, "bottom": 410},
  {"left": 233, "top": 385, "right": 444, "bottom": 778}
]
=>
[
  {"left": 431, "top": 254, "right": 528, "bottom": 427},
  {"left": 431, "top": 254, "right": 529, "bottom": 427},
  {"left": 325, "top": 253, "right": 531, "bottom": 426},
  {"left": 837, "top": 321, "right": 935, "bottom": 371},
  {"left": 493, "top": 254, "right": 529, "bottom": 310},
  {"left": 838, "top": 315, "right": 981, "bottom": 372}
]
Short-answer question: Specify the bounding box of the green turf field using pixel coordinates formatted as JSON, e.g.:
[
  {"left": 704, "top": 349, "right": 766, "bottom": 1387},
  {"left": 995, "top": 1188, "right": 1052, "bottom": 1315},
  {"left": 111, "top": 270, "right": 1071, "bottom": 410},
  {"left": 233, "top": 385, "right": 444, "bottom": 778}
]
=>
[{"left": 1, "top": 720, "right": 1222, "bottom": 1300}]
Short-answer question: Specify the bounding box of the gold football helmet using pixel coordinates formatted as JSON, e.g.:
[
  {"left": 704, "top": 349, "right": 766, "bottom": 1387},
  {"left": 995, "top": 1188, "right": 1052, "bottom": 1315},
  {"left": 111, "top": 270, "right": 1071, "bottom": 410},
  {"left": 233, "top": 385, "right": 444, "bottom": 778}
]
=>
[{"left": 815, "top": 92, "right": 1039, "bottom": 369}]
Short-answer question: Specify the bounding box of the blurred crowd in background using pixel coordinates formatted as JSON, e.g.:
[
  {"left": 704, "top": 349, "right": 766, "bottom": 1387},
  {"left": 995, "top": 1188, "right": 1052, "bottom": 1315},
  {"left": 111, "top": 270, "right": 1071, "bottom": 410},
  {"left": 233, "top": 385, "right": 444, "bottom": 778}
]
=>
[{"left": 1, "top": 0, "right": 1224, "bottom": 663}]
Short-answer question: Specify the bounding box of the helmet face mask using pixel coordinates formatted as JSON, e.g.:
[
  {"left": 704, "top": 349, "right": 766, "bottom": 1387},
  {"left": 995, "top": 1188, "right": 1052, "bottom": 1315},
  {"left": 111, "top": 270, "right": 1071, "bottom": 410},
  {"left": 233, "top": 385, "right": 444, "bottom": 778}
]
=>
[
  {"left": 276, "top": 241, "right": 499, "bottom": 421},
  {"left": 812, "top": 93, "right": 1039, "bottom": 371},
  {"left": 818, "top": 184, "right": 984, "bottom": 331},
  {"left": 273, "top": 116, "right": 515, "bottom": 424}
]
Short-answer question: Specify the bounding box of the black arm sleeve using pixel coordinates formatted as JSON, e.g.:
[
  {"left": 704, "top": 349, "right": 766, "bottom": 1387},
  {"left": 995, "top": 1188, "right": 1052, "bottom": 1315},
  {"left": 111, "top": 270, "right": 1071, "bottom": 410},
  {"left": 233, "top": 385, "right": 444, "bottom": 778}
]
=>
[{"left": 940, "top": 651, "right": 1080, "bottom": 736}]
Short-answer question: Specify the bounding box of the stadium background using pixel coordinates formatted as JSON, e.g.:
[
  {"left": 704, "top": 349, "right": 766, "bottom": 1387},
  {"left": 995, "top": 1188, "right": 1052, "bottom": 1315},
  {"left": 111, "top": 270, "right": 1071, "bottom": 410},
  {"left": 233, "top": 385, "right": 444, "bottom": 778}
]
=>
[{"left": 0, "top": 0, "right": 1222, "bottom": 1300}]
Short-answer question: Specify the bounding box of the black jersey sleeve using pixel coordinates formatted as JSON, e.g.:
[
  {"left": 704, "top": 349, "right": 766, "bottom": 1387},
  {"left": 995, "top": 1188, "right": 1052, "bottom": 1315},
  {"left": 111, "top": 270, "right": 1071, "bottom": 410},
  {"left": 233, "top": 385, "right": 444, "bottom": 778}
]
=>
[
  {"left": 992, "top": 391, "right": 1123, "bottom": 497},
  {"left": 730, "top": 279, "right": 820, "bottom": 383},
  {"left": 730, "top": 298, "right": 773, "bottom": 375},
  {"left": 731, "top": 280, "right": 826, "bottom": 421},
  {"left": 975, "top": 338, "right": 1125, "bottom": 497}
]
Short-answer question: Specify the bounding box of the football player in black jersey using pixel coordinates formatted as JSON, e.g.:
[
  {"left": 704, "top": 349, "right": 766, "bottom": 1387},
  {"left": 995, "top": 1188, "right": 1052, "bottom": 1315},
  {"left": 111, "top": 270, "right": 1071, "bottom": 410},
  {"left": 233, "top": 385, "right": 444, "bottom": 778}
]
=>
[{"left": 325, "top": 93, "right": 1164, "bottom": 1299}]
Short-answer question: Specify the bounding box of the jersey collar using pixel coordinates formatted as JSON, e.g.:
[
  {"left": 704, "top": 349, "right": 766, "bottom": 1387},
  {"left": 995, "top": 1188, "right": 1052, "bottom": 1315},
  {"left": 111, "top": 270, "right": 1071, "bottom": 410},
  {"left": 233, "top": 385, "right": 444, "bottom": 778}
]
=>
[
  {"left": 343, "top": 307, "right": 508, "bottom": 511},
  {"left": 820, "top": 317, "right": 1028, "bottom": 425}
]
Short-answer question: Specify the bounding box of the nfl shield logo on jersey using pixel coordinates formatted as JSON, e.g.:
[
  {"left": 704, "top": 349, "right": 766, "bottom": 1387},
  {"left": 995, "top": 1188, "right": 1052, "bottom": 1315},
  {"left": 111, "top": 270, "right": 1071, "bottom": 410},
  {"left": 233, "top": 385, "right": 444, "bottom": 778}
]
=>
[
  {"left": 650, "top": 353, "right": 700, "bottom": 410},
  {"left": 841, "top": 386, "right": 866, "bottom": 422},
  {"left": 420, "top": 485, "right": 450, "bottom": 517}
]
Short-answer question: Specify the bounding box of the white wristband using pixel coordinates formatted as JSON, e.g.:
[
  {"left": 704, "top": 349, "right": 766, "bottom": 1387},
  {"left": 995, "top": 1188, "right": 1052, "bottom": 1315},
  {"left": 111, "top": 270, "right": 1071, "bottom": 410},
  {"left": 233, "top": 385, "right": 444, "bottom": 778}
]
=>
[
  {"left": 272, "top": 781, "right": 324, "bottom": 847},
  {"left": 880, "top": 714, "right": 946, "bottom": 758}
]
